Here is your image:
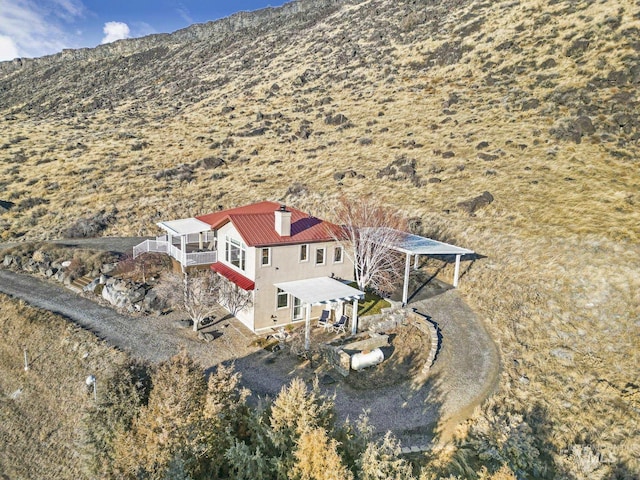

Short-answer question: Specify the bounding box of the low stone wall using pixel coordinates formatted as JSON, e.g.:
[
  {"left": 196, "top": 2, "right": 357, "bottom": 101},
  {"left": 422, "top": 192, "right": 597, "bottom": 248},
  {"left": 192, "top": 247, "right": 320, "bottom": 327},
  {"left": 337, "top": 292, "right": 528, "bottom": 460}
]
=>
[
  {"left": 348, "top": 308, "right": 442, "bottom": 381},
  {"left": 321, "top": 307, "right": 443, "bottom": 379},
  {"left": 321, "top": 332, "right": 391, "bottom": 376},
  {"left": 358, "top": 308, "right": 406, "bottom": 332},
  {"left": 321, "top": 344, "right": 351, "bottom": 377},
  {"left": 408, "top": 312, "right": 441, "bottom": 381}
]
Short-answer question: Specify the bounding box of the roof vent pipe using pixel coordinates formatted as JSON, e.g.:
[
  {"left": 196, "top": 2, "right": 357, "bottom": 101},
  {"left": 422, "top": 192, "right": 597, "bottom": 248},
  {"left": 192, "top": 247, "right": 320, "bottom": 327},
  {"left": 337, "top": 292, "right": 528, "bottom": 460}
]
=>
[{"left": 275, "top": 205, "right": 291, "bottom": 236}]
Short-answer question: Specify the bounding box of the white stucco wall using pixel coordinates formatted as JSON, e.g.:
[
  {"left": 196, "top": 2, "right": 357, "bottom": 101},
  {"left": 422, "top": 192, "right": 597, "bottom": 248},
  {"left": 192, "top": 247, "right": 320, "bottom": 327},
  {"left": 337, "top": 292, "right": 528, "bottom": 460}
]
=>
[
  {"left": 252, "top": 241, "right": 354, "bottom": 331},
  {"left": 214, "top": 222, "right": 354, "bottom": 332},
  {"left": 217, "top": 222, "right": 255, "bottom": 279}
]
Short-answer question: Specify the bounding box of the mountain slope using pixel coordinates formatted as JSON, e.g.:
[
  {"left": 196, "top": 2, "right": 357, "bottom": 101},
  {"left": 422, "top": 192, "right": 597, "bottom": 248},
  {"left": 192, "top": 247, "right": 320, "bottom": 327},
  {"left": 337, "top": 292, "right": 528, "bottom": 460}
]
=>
[
  {"left": 1, "top": 0, "right": 637, "bottom": 241},
  {"left": 1, "top": 0, "right": 639, "bottom": 476}
]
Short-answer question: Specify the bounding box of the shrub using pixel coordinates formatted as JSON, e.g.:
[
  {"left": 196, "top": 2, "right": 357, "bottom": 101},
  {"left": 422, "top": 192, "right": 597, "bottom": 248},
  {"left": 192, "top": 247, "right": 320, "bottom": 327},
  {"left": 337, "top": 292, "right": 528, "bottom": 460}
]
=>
[{"left": 63, "top": 210, "right": 117, "bottom": 238}]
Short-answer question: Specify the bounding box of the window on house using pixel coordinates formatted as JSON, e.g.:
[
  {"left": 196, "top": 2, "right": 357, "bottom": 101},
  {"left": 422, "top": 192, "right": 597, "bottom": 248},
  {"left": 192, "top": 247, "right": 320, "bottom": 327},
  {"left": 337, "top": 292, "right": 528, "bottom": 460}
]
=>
[
  {"left": 315, "top": 247, "right": 325, "bottom": 265},
  {"left": 225, "top": 236, "right": 246, "bottom": 271},
  {"left": 334, "top": 246, "right": 343, "bottom": 263},
  {"left": 300, "top": 244, "right": 308, "bottom": 262},
  {"left": 277, "top": 288, "right": 289, "bottom": 309},
  {"left": 261, "top": 247, "right": 271, "bottom": 266},
  {"left": 293, "top": 297, "right": 303, "bottom": 320}
]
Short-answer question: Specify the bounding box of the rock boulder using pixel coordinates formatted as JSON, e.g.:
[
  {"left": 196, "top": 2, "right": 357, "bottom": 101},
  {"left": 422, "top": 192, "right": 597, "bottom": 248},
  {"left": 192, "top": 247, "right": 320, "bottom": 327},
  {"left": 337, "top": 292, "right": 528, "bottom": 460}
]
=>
[
  {"left": 457, "top": 191, "right": 494, "bottom": 215},
  {"left": 101, "top": 277, "right": 146, "bottom": 309}
]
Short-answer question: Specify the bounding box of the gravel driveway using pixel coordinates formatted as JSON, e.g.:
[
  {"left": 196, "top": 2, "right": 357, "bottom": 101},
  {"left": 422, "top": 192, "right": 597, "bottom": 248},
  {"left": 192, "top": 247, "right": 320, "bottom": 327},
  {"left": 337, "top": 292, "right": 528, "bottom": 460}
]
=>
[{"left": 0, "top": 238, "right": 500, "bottom": 447}]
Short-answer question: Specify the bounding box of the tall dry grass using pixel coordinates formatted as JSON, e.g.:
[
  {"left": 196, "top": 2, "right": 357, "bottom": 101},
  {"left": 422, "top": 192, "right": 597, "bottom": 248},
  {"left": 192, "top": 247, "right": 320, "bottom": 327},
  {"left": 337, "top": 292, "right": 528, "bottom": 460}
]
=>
[{"left": 0, "top": 295, "right": 128, "bottom": 479}]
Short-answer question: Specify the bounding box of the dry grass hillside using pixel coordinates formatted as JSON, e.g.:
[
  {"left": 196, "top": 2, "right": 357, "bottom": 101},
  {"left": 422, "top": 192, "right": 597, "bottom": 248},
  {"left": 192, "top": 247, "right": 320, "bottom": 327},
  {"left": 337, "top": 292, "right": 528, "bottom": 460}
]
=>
[
  {"left": 0, "top": 295, "right": 128, "bottom": 479},
  {"left": 1, "top": 0, "right": 639, "bottom": 477}
]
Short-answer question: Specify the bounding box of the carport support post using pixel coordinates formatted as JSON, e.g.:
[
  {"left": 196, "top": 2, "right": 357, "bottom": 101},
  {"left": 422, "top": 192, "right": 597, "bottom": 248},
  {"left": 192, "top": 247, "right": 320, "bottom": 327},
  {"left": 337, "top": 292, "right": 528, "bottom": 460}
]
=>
[
  {"left": 304, "top": 303, "right": 311, "bottom": 350},
  {"left": 351, "top": 298, "right": 359, "bottom": 335},
  {"left": 402, "top": 252, "right": 411, "bottom": 306},
  {"left": 453, "top": 254, "right": 461, "bottom": 288},
  {"left": 198, "top": 232, "right": 204, "bottom": 249}
]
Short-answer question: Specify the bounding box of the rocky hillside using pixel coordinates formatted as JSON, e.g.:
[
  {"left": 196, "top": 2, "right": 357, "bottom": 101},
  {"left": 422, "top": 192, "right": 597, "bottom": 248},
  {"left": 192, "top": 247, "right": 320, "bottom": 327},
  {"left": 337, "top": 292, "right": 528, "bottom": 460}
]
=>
[
  {"left": 1, "top": 0, "right": 639, "bottom": 476},
  {"left": 0, "top": 0, "right": 638, "bottom": 240}
]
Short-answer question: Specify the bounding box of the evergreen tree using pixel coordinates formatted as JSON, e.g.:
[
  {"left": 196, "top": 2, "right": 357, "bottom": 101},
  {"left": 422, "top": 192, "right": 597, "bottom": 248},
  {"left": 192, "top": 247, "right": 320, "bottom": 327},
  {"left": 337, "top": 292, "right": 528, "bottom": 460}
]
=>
[
  {"left": 290, "top": 427, "right": 353, "bottom": 480},
  {"left": 80, "top": 361, "right": 150, "bottom": 478},
  {"left": 113, "top": 350, "right": 209, "bottom": 479},
  {"left": 203, "top": 363, "right": 252, "bottom": 478},
  {"left": 358, "top": 432, "right": 415, "bottom": 480}
]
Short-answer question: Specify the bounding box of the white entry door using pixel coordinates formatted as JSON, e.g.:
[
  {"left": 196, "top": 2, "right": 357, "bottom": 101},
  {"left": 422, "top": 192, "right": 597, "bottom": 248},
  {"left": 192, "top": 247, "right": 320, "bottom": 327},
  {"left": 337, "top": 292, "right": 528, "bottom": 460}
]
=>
[{"left": 292, "top": 297, "right": 303, "bottom": 321}]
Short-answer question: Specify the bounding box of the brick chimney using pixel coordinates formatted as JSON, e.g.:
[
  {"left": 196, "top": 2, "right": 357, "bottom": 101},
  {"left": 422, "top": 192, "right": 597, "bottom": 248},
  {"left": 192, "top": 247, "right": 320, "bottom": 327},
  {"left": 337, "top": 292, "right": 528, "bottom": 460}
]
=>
[{"left": 274, "top": 204, "right": 291, "bottom": 236}]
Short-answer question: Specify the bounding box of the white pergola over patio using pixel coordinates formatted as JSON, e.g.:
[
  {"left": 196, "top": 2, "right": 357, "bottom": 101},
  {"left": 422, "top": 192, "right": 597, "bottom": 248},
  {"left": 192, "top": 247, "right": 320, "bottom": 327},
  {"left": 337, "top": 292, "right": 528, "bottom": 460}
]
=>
[
  {"left": 390, "top": 231, "right": 475, "bottom": 305},
  {"left": 274, "top": 277, "right": 365, "bottom": 349}
]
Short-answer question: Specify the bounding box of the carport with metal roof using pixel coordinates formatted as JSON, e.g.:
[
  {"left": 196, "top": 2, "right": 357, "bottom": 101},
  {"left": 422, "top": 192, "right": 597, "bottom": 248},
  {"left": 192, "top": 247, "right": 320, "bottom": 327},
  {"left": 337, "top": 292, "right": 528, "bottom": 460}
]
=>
[{"left": 389, "top": 231, "right": 475, "bottom": 305}]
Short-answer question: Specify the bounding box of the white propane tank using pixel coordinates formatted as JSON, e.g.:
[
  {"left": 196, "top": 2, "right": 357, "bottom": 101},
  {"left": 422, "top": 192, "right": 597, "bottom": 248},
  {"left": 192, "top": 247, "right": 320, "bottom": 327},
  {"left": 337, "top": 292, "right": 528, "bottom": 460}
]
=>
[{"left": 351, "top": 348, "right": 384, "bottom": 371}]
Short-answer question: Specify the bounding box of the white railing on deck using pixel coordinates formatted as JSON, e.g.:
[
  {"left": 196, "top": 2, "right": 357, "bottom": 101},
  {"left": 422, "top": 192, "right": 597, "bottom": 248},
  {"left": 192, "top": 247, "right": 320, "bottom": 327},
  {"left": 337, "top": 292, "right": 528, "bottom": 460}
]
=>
[
  {"left": 133, "top": 240, "right": 217, "bottom": 266},
  {"left": 185, "top": 251, "right": 217, "bottom": 266},
  {"left": 133, "top": 240, "right": 169, "bottom": 258},
  {"left": 155, "top": 232, "right": 215, "bottom": 244},
  {"left": 186, "top": 233, "right": 199, "bottom": 244},
  {"left": 168, "top": 244, "right": 183, "bottom": 263},
  {"left": 185, "top": 232, "right": 216, "bottom": 244}
]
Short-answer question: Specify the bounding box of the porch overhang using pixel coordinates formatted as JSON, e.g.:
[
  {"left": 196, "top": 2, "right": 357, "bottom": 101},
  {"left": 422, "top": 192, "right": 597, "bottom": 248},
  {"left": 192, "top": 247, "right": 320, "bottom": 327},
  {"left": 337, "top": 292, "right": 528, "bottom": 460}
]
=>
[
  {"left": 275, "top": 277, "right": 365, "bottom": 346},
  {"left": 274, "top": 277, "right": 364, "bottom": 305},
  {"left": 391, "top": 232, "right": 474, "bottom": 257},
  {"left": 157, "top": 218, "right": 211, "bottom": 236},
  {"left": 211, "top": 262, "right": 255, "bottom": 291}
]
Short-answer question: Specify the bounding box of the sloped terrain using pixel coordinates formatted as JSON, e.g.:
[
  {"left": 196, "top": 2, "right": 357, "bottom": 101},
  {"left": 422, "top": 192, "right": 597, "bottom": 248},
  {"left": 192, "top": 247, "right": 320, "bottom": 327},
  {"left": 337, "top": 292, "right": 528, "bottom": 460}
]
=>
[
  {"left": 1, "top": 0, "right": 639, "bottom": 476},
  {"left": 0, "top": 294, "right": 128, "bottom": 479}
]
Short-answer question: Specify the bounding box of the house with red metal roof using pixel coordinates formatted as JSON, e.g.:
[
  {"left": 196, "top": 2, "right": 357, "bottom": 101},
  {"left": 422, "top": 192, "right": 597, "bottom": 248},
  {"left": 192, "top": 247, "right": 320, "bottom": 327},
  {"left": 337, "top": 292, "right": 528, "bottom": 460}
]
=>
[{"left": 134, "top": 201, "right": 362, "bottom": 332}]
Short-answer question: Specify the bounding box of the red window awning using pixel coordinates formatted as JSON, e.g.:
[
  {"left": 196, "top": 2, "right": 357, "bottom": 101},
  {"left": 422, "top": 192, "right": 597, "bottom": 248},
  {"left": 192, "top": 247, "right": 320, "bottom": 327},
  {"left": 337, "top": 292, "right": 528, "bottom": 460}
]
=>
[{"left": 210, "top": 262, "right": 255, "bottom": 291}]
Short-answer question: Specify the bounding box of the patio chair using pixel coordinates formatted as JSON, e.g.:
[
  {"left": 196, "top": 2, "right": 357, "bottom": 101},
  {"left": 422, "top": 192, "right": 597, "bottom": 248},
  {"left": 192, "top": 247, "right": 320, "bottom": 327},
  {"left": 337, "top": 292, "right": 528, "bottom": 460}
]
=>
[
  {"left": 330, "top": 315, "right": 348, "bottom": 334},
  {"left": 317, "top": 309, "right": 331, "bottom": 329}
]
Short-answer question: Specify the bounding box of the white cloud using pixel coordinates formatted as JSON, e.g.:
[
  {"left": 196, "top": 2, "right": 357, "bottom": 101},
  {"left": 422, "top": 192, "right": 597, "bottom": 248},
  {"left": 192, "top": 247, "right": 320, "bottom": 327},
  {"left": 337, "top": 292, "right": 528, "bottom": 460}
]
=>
[
  {"left": 176, "top": 3, "right": 193, "bottom": 25},
  {"left": 131, "top": 21, "right": 156, "bottom": 38},
  {"left": 51, "top": 0, "right": 84, "bottom": 19},
  {"left": 101, "top": 21, "right": 130, "bottom": 44},
  {"left": 0, "top": 0, "right": 85, "bottom": 59},
  {"left": 0, "top": 34, "right": 19, "bottom": 61}
]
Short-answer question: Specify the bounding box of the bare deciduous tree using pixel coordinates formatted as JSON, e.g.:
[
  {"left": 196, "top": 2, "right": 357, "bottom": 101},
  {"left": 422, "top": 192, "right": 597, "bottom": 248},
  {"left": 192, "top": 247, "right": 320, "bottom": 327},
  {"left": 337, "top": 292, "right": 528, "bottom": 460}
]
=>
[
  {"left": 157, "top": 271, "right": 253, "bottom": 330},
  {"left": 218, "top": 278, "right": 253, "bottom": 316},
  {"left": 329, "top": 196, "right": 407, "bottom": 294},
  {"left": 158, "top": 270, "right": 221, "bottom": 331}
]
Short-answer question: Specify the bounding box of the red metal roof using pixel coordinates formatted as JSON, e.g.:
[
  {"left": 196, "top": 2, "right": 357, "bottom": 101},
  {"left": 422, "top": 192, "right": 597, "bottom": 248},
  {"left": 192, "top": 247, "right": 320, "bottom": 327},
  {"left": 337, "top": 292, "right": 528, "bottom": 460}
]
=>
[
  {"left": 197, "top": 201, "right": 280, "bottom": 227},
  {"left": 210, "top": 262, "right": 255, "bottom": 291},
  {"left": 196, "top": 201, "right": 342, "bottom": 247}
]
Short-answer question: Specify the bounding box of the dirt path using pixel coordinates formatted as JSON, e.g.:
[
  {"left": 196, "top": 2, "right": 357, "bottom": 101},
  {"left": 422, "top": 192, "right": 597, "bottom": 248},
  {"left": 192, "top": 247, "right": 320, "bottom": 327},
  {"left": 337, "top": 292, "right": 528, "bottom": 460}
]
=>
[
  {"left": 0, "top": 238, "right": 500, "bottom": 446},
  {"left": 0, "top": 270, "right": 240, "bottom": 363},
  {"left": 412, "top": 291, "right": 501, "bottom": 440},
  {"left": 0, "top": 237, "right": 151, "bottom": 255}
]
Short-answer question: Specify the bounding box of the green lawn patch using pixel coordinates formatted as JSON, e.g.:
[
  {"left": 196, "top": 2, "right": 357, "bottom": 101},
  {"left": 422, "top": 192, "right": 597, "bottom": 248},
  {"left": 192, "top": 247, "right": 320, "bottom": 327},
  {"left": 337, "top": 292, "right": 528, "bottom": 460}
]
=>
[{"left": 349, "top": 282, "right": 391, "bottom": 316}]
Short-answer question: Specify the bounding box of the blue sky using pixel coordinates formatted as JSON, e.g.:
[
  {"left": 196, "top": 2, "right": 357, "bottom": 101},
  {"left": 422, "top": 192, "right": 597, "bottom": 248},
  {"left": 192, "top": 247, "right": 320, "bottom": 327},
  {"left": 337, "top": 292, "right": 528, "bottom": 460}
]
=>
[{"left": 0, "top": 0, "right": 287, "bottom": 61}]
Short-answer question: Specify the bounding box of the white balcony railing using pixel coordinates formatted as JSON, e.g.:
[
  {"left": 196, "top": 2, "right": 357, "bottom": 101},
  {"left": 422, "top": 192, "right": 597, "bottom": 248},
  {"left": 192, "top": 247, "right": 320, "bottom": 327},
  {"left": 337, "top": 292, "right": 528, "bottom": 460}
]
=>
[
  {"left": 133, "top": 239, "right": 217, "bottom": 267},
  {"left": 185, "top": 250, "right": 217, "bottom": 266},
  {"left": 133, "top": 239, "right": 169, "bottom": 258},
  {"left": 155, "top": 232, "right": 215, "bottom": 244}
]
